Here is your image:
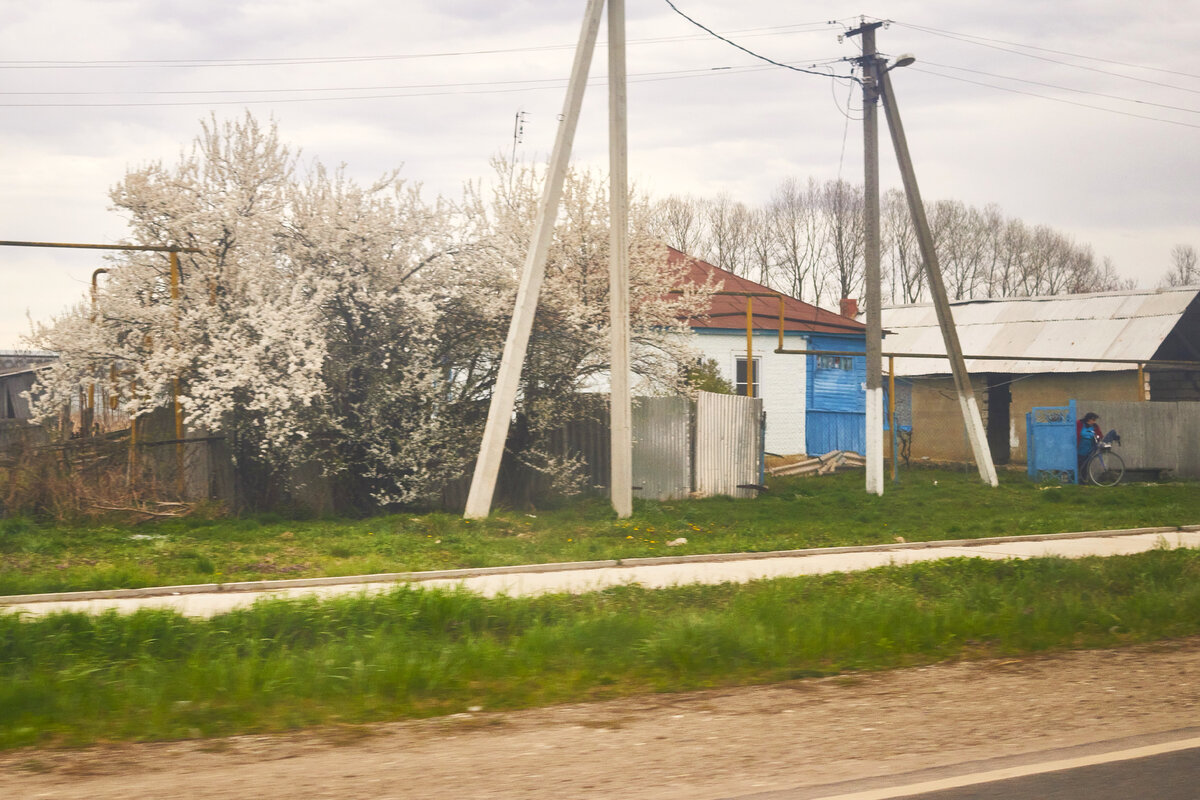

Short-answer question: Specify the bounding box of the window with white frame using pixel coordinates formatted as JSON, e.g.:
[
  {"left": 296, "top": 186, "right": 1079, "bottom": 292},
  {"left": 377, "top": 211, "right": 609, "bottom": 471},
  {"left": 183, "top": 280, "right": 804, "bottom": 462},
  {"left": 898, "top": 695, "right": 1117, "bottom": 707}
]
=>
[{"left": 735, "top": 356, "right": 760, "bottom": 397}]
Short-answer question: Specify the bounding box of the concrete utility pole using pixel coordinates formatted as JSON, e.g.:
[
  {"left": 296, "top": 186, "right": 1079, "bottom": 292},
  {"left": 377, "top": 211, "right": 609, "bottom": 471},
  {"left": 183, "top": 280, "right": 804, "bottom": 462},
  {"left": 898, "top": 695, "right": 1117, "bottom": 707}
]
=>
[
  {"left": 878, "top": 66, "right": 999, "bottom": 487},
  {"left": 463, "top": 0, "right": 607, "bottom": 519},
  {"left": 467, "top": 0, "right": 636, "bottom": 520},
  {"left": 847, "top": 21, "right": 885, "bottom": 496},
  {"left": 608, "top": 0, "right": 633, "bottom": 518}
]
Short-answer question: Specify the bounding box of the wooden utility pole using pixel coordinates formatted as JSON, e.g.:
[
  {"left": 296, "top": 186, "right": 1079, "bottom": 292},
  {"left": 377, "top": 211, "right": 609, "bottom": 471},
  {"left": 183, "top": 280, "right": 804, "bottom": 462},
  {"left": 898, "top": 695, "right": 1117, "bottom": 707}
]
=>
[
  {"left": 878, "top": 66, "right": 998, "bottom": 486},
  {"left": 464, "top": 0, "right": 609, "bottom": 519},
  {"left": 847, "top": 21, "right": 885, "bottom": 496}
]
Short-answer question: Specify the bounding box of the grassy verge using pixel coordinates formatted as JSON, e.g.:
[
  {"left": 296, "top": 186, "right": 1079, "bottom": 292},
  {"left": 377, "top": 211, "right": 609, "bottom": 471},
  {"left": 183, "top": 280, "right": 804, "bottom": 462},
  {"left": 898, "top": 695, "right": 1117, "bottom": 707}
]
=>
[
  {"left": 2, "top": 548, "right": 1200, "bottom": 749},
  {"left": 2, "top": 468, "right": 1199, "bottom": 595}
]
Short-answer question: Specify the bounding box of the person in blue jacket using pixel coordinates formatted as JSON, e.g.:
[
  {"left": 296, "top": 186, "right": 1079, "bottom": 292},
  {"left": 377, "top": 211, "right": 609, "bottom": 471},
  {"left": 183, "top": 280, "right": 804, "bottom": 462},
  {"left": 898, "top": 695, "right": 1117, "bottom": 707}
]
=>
[{"left": 1077, "top": 412, "right": 1102, "bottom": 469}]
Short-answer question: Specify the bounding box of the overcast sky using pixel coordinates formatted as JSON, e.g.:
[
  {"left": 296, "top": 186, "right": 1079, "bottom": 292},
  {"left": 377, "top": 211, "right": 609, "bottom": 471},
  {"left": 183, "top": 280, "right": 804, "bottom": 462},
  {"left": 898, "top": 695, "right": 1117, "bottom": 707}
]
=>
[{"left": 1, "top": 0, "right": 1197, "bottom": 349}]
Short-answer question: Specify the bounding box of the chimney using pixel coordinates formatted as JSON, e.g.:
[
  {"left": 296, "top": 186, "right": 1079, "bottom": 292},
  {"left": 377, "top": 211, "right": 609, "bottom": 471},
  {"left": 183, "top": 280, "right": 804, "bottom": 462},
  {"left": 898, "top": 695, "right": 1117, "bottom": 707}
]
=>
[{"left": 840, "top": 297, "right": 859, "bottom": 319}]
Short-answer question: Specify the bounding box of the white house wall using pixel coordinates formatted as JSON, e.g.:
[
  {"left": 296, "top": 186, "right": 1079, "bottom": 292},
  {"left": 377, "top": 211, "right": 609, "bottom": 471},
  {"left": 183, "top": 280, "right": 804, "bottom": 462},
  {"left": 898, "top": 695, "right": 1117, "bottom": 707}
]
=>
[{"left": 691, "top": 330, "right": 808, "bottom": 456}]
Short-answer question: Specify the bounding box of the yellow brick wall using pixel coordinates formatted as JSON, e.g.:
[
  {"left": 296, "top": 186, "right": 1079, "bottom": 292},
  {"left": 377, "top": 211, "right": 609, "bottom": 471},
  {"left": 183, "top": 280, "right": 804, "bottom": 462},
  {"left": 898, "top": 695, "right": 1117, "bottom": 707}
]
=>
[{"left": 903, "top": 371, "right": 1140, "bottom": 464}]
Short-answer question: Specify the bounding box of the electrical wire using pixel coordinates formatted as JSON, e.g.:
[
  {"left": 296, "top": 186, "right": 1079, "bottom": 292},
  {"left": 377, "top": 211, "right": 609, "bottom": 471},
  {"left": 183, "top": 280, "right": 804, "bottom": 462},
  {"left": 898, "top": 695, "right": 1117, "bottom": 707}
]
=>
[
  {"left": 889, "top": 20, "right": 1200, "bottom": 81},
  {"left": 829, "top": 63, "right": 863, "bottom": 121},
  {"left": 919, "top": 60, "right": 1199, "bottom": 116},
  {"left": 889, "top": 20, "right": 1200, "bottom": 96},
  {"left": 836, "top": 74, "right": 856, "bottom": 184},
  {"left": 0, "top": 22, "right": 843, "bottom": 70},
  {"left": 0, "top": 64, "right": 785, "bottom": 108},
  {"left": 660, "top": 0, "right": 860, "bottom": 83},
  {"left": 0, "top": 64, "right": 788, "bottom": 98},
  {"left": 910, "top": 66, "right": 1200, "bottom": 130}
]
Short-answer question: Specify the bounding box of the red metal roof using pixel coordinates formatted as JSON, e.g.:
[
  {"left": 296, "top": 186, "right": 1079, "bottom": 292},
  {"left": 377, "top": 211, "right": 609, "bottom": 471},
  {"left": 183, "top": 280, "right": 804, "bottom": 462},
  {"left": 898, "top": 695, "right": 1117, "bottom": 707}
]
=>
[{"left": 667, "top": 247, "right": 866, "bottom": 336}]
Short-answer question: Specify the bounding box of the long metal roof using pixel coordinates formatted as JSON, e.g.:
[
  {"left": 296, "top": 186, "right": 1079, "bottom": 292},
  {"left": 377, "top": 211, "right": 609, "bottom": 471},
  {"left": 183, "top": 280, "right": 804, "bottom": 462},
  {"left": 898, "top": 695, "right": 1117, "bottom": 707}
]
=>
[{"left": 879, "top": 287, "right": 1199, "bottom": 376}]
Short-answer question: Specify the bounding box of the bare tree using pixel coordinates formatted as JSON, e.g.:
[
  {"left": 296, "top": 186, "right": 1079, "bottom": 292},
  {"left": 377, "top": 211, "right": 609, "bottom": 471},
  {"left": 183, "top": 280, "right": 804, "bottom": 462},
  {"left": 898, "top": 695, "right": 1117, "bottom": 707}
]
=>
[
  {"left": 648, "top": 176, "right": 1128, "bottom": 310},
  {"left": 701, "top": 193, "right": 754, "bottom": 277},
  {"left": 1092, "top": 257, "right": 1136, "bottom": 292},
  {"left": 820, "top": 179, "right": 864, "bottom": 305},
  {"left": 649, "top": 194, "right": 705, "bottom": 256},
  {"left": 977, "top": 207, "right": 1016, "bottom": 298},
  {"left": 1162, "top": 244, "right": 1199, "bottom": 287},
  {"left": 881, "top": 188, "right": 923, "bottom": 304},
  {"left": 937, "top": 200, "right": 992, "bottom": 300},
  {"left": 746, "top": 206, "right": 777, "bottom": 287},
  {"left": 770, "top": 177, "right": 826, "bottom": 303}
]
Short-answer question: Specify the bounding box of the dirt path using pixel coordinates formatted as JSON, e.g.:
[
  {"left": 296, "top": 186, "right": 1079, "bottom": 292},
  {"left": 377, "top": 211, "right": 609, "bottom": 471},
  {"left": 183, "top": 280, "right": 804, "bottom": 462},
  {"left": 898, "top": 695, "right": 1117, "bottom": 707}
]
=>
[{"left": 4, "top": 638, "right": 1199, "bottom": 800}]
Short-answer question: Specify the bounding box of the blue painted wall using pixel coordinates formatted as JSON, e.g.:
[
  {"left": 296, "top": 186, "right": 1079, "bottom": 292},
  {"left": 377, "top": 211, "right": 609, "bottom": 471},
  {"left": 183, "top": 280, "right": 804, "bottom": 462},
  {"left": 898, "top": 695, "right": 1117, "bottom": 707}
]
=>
[{"left": 806, "top": 333, "right": 866, "bottom": 455}]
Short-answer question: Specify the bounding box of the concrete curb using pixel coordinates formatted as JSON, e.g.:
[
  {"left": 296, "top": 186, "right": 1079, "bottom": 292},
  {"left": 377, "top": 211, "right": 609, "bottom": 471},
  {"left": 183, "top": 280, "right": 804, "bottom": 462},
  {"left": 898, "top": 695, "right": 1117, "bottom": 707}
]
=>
[{"left": 0, "top": 525, "right": 1191, "bottom": 607}]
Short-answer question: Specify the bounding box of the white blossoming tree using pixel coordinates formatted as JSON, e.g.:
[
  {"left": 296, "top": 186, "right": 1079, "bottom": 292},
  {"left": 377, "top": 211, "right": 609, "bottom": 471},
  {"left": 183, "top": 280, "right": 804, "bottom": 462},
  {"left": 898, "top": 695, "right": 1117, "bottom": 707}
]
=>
[
  {"left": 31, "top": 117, "right": 710, "bottom": 511},
  {"left": 460, "top": 159, "right": 713, "bottom": 494}
]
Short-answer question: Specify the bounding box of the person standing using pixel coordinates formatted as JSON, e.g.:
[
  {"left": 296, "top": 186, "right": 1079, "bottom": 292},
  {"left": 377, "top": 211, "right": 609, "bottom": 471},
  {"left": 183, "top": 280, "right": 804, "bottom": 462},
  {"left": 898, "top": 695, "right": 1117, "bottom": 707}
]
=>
[{"left": 1077, "top": 411, "right": 1102, "bottom": 471}]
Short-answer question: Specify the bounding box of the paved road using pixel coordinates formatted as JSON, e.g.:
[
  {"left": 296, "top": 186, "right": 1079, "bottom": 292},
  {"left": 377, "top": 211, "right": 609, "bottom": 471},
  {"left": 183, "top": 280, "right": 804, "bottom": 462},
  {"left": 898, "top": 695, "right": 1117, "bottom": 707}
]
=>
[
  {"left": 3, "top": 527, "right": 1199, "bottom": 618},
  {"left": 741, "top": 731, "right": 1200, "bottom": 800},
  {"left": 906, "top": 746, "right": 1200, "bottom": 799}
]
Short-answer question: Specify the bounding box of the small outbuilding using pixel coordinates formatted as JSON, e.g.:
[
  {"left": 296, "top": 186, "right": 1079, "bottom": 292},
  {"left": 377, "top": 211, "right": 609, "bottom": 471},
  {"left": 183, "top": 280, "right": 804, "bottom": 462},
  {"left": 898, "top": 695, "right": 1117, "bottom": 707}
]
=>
[
  {"left": 0, "top": 350, "right": 56, "bottom": 421},
  {"left": 878, "top": 287, "right": 1200, "bottom": 465}
]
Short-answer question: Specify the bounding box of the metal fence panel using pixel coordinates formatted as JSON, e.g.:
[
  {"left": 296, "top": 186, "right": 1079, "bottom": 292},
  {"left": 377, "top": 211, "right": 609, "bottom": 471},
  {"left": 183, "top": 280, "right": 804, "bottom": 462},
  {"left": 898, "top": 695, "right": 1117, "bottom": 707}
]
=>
[
  {"left": 1079, "top": 400, "right": 1200, "bottom": 479},
  {"left": 632, "top": 396, "right": 691, "bottom": 501},
  {"left": 1025, "top": 400, "right": 1077, "bottom": 482},
  {"left": 695, "top": 391, "right": 763, "bottom": 499}
]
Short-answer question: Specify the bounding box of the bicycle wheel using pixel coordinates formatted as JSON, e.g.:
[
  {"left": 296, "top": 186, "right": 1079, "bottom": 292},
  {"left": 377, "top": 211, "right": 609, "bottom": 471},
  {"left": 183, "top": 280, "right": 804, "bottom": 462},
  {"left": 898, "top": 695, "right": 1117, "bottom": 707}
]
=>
[{"left": 1086, "top": 451, "right": 1125, "bottom": 486}]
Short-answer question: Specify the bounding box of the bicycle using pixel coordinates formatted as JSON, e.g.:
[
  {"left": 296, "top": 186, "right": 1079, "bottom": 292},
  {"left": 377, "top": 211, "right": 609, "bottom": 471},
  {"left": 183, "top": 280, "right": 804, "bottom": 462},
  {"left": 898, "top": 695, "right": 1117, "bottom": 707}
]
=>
[{"left": 1081, "top": 431, "right": 1124, "bottom": 487}]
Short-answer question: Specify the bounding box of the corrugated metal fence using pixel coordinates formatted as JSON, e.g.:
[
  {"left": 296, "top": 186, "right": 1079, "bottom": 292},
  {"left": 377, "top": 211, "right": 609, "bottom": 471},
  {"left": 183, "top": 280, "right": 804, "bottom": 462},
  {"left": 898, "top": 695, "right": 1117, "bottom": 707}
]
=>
[
  {"left": 632, "top": 396, "right": 691, "bottom": 501},
  {"left": 546, "top": 392, "right": 764, "bottom": 503},
  {"left": 694, "top": 391, "right": 764, "bottom": 499},
  {"left": 569, "top": 392, "right": 763, "bottom": 502},
  {"left": 1079, "top": 400, "right": 1200, "bottom": 479}
]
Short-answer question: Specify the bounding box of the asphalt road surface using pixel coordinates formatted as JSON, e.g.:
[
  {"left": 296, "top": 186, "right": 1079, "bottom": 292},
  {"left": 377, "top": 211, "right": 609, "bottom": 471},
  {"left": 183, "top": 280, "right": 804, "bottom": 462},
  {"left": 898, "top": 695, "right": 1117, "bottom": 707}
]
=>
[
  {"left": 907, "top": 746, "right": 1200, "bottom": 799},
  {"left": 747, "top": 733, "right": 1200, "bottom": 800}
]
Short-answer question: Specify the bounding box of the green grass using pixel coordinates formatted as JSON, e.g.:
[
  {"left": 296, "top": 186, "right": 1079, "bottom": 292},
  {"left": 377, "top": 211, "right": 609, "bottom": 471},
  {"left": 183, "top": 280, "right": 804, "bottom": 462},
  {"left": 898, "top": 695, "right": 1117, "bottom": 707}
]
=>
[
  {"left": 2, "top": 548, "right": 1199, "bottom": 749},
  {"left": 1, "top": 468, "right": 1198, "bottom": 595}
]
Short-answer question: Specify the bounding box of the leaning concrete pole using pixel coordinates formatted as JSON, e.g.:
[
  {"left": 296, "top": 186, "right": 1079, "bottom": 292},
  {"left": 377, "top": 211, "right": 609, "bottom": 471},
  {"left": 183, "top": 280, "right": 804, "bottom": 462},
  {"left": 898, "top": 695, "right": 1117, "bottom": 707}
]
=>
[
  {"left": 608, "top": 0, "right": 633, "bottom": 518},
  {"left": 464, "top": 0, "right": 607, "bottom": 519},
  {"left": 878, "top": 68, "right": 998, "bottom": 487}
]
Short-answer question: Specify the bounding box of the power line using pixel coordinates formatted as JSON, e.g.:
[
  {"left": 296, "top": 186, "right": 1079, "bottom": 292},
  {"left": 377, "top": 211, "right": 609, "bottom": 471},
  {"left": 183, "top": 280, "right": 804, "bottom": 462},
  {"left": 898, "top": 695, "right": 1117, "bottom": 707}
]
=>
[
  {"left": 660, "top": 0, "right": 860, "bottom": 83},
  {"left": 0, "top": 64, "right": 793, "bottom": 108},
  {"left": 0, "top": 59, "right": 845, "bottom": 99},
  {"left": 889, "top": 20, "right": 1200, "bottom": 81},
  {"left": 910, "top": 66, "right": 1200, "bottom": 130},
  {"left": 0, "top": 22, "right": 841, "bottom": 70},
  {"left": 889, "top": 20, "right": 1200, "bottom": 96},
  {"left": 920, "top": 60, "right": 1200, "bottom": 116}
]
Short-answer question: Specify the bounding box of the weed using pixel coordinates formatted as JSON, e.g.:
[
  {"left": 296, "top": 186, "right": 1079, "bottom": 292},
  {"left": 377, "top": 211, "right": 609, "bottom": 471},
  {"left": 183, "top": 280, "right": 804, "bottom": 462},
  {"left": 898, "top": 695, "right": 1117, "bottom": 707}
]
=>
[
  {"left": 2, "top": 550, "right": 1200, "bottom": 748},
  {"left": 0, "top": 470, "right": 1198, "bottom": 595}
]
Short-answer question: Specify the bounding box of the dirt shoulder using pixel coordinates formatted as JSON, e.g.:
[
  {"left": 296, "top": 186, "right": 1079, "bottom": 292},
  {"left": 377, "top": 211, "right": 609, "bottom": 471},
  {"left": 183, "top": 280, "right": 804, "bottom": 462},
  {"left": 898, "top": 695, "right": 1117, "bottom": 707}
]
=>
[{"left": 4, "top": 638, "right": 1199, "bottom": 800}]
